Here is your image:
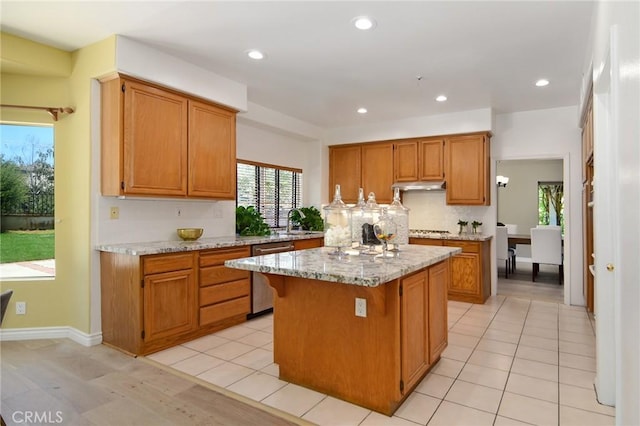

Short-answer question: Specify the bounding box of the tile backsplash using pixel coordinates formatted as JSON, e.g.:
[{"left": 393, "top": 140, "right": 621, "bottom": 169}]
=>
[{"left": 402, "top": 191, "right": 490, "bottom": 233}]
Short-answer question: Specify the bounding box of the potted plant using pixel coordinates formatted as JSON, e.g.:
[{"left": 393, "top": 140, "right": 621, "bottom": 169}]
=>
[
  {"left": 457, "top": 219, "right": 468, "bottom": 235},
  {"left": 471, "top": 220, "right": 483, "bottom": 234},
  {"left": 289, "top": 206, "right": 324, "bottom": 231},
  {"left": 235, "top": 206, "right": 271, "bottom": 236}
]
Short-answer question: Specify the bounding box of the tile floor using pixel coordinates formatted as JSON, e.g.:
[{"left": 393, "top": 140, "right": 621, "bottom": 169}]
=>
[{"left": 148, "top": 295, "right": 614, "bottom": 425}]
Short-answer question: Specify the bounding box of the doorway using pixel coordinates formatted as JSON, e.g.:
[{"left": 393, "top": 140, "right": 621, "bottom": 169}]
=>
[{"left": 495, "top": 158, "right": 566, "bottom": 303}]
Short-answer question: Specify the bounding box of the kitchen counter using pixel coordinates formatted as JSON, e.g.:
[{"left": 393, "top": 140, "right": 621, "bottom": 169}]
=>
[
  {"left": 224, "top": 244, "right": 459, "bottom": 415},
  {"left": 95, "top": 232, "right": 324, "bottom": 255},
  {"left": 224, "top": 244, "right": 461, "bottom": 287},
  {"left": 408, "top": 231, "right": 492, "bottom": 241}
]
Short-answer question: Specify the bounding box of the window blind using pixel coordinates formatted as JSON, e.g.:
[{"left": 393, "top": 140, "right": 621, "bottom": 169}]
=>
[{"left": 237, "top": 161, "right": 302, "bottom": 228}]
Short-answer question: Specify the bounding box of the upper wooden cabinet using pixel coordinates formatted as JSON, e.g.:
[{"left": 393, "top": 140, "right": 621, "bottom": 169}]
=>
[
  {"left": 101, "top": 75, "right": 236, "bottom": 199},
  {"left": 329, "top": 145, "right": 361, "bottom": 204},
  {"left": 445, "top": 133, "right": 491, "bottom": 205},
  {"left": 328, "top": 142, "right": 394, "bottom": 203},
  {"left": 394, "top": 138, "right": 444, "bottom": 182}
]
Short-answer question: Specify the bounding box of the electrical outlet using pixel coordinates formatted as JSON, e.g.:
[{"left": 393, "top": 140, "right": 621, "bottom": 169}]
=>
[
  {"left": 16, "top": 301, "right": 26, "bottom": 315},
  {"left": 176, "top": 208, "right": 182, "bottom": 217},
  {"left": 355, "top": 298, "right": 367, "bottom": 318},
  {"left": 109, "top": 207, "right": 119, "bottom": 220}
]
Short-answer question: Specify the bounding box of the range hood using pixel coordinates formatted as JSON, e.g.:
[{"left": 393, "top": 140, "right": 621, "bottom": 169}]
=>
[{"left": 391, "top": 181, "right": 446, "bottom": 191}]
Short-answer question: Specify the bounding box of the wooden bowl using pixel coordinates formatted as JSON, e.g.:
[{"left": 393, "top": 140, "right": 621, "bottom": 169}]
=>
[{"left": 177, "top": 228, "right": 203, "bottom": 241}]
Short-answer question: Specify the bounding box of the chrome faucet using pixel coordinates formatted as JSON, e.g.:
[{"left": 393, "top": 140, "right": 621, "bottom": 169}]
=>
[{"left": 287, "top": 208, "right": 306, "bottom": 233}]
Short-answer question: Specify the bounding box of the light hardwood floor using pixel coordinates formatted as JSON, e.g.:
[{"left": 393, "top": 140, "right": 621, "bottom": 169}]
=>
[{"left": 0, "top": 338, "right": 304, "bottom": 426}]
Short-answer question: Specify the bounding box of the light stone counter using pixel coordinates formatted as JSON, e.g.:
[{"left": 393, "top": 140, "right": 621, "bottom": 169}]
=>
[
  {"left": 224, "top": 244, "right": 461, "bottom": 287},
  {"left": 95, "top": 233, "right": 324, "bottom": 256},
  {"left": 408, "top": 231, "right": 492, "bottom": 241}
]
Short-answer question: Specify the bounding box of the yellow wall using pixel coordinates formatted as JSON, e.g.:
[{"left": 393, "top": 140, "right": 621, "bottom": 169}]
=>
[{"left": 0, "top": 33, "right": 116, "bottom": 332}]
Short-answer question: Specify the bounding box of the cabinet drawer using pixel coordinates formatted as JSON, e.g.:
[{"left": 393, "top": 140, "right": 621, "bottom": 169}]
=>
[
  {"left": 444, "top": 240, "right": 480, "bottom": 253},
  {"left": 294, "top": 238, "right": 323, "bottom": 250},
  {"left": 199, "top": 247, "right": 251, "bottom": 267},
  {"left": 199, "top": 296, "right": 250, "bottom": 326},
  {"left": 200, "top": 265, "right": 249, "bottom": 286},
  {"left": 143, "top": 253, "right": 194, "bottom": 275},
  {"left": 409, "top": 238, "right": 444, "bottom": 246},
  {"left": 200, "top": 279, "right": 250, "bottom": 307}
]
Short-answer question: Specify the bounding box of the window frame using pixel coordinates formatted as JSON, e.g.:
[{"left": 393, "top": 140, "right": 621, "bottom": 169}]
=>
[{"left": 236, "top": 159, "right": 303, "bottom": 228}]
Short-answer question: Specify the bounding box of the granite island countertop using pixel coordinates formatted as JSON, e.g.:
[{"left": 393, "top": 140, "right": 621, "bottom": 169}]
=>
[
  {"left": 224, "top": 244, "right": 461, "bottom": 287},
  {"left": 95, "top": 232, "right": 324, "bottom": 256}
]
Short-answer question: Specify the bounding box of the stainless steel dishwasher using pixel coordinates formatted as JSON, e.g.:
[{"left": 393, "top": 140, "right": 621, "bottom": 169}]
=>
[{"left": 250, "top": 241, "right": 295, "bottom": 316}]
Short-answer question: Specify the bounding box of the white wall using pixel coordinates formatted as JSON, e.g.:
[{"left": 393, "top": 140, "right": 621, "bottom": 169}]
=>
[
  {"left": 587, "top": 1, "right": 640, "bottom": 422},
  {"left": 236, "top": 119, "right": 323, "bottom": 208},
  {"left": 492, "top": 106, "right": 582, "bottom": 307}
]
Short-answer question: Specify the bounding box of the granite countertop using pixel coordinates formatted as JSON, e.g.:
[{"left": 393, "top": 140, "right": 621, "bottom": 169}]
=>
[
  {"left": 224, "top": 244, "right": 462, "bottom": 287},
  {"left": 96, "top": 232, "right": 324, "bottom": 256},
  {"left": 408, "top": 231, "right": 492, "bottom": 241}
]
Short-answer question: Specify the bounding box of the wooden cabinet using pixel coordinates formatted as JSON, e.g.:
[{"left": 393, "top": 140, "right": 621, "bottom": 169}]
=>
[
  {"left": 328, "top": 142, "right": 394, "bottom": 203},
  {"left": 100, "top": 246, "right": 252, "bottom": 356},
  {"left": 399, "top": 259, "right": 448, "bottom": 394},
  {"left": 443, "top": 240, "right": 491, "bottom": 304},
  {"left": 428, "top": 260, "right": 448, "bottom": 362},
  {"left": 101, "top": 75, "right": 236, "bottom": 199},
  {"left": 582, "top": 91, "right": 594, "bottom": 312},
  {"left": 410, "top": 238, "right": 491, "bottom": 304},
  {"left": 394, "top": 138, "right": 444, "bottom": 182},
  {"left": 329, "top": 145, "right": 361, "bottom": 203},
  {"left": 199, "top": 247, "right": 250, "bottom": 326},
  {"left": 142, "top": 253, "right": 197, "bottom": 346},
  {"left": 445, "top": 133, "right": 491, "bottom": 205},
  {"left": 400, "top": 270, "right": 430, "bottom": 392},
  {"left": 293, "top": 238, "right": 324, "bottom": 250}
]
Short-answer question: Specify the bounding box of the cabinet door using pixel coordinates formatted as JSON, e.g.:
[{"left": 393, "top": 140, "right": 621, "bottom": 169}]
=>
[
  {"left": 400, "top": 271, "right": 429, "bottom": 394},
  {"left": 329, "top": 145, "right": 361, "bottom": 203},
  {"left": 123, "top": 79, "right": 188, "bottom": 196},
  {"left": 428, "top": 260, "right": 448, "bottom": 362},
  {"left": 394, "top": 141, "right": 419, "bottom": 182},
  {"left": 362, "top": 143, "right": 394, "bottom": 204},
  {"left": 419, "top": 139, "right": 444, "bottom": 181},
  {"left": 447, "top": 252, "right": 480, "bottom": 297},
  {"left": 188, "top": 100, "right": 236, "bottom": 198},
  {"left": 143, "top": 268, "right": 197, "bottom": 343},
  {"left": 445, "top": 134, "right": 490, "bottom": 205}
]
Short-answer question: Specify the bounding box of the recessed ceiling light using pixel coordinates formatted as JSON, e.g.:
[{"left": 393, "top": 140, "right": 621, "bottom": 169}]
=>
[
  {"left": 535, "top": 79, "right": 549, "bottom": 87},
  {"left": 352, "top": 16, "right": 376, "bottom": 30},
  {"left": 435, "top": 95, "right": 447, "bottom": 102},
  {"left": 357, "top": 107, "right": 368, "bottom": 114},
  {"left": 247, "top": 50, "right": 265, "bottom": 60}
]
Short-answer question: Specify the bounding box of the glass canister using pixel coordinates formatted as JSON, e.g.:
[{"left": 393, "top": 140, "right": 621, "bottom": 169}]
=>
[
  {"left": 373, "top": 208, "right": 397, "bottom": 257},
  {"left": 323, "top": 184, "right": 352, "bottom": 256},
  {"left": 386, "top": 187, "right": 410, "bottom": 249},
  {"left": 361, "top": 192, "right": 382, "bottom": 253}
]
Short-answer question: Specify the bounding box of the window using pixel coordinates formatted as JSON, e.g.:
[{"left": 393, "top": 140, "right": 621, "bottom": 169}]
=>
[
  {"left": 538, "top": 181, "right": 564, "bottom": 230},
  {"left": 0, "top": 123, "right": 55, "bottom": 278},
  {"left": 236, "top": 160, "right": 302, "bottom": 228}
]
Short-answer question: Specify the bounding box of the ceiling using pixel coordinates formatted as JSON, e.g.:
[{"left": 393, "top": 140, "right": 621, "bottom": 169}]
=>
[{"left": 1, "top": 1, "right": 594, "bottom": 128}]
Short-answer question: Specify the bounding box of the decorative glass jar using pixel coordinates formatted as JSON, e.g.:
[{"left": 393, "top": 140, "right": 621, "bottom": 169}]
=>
[
  {"left": 373, "top": 208, "right": 397, "bottom": 257},
  {"left": 350, "top": 188, "right": 367, "bottom": 248},
  {"left": 386, "top": 188, "right": 410, "bottom": 250},
  {"left": 323, "top": 184, "right": 352, "bottom": 256},
  {"left": 360, "top": 192, "right": 382, "bottom": 253}
]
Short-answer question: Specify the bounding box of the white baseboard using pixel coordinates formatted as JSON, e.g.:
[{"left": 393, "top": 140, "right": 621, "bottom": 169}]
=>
[{"left": 0, "top": 326, "right": 102, "bottom": 347}]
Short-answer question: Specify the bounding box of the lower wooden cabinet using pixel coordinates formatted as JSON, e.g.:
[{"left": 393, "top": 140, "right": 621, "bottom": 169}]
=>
[
  {"left": 293, "top": 237, "right": 324, "bottom": 250},
  {"left": 400, "top": 260, "right": 449, "bottom": 394},
  {"left": 409, "top": 238, "right": 491, "bottom": 304},
  {"left": 100, "top": 246, "right": 251, "bottom": 356}
]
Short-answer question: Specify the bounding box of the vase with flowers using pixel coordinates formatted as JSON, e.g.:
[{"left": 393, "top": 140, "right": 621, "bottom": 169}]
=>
[
  {"left": 471, "top": 220, "right": 483, "bottom": 234},
  {"left": 457, "top": 219, "right": 468, "bottom": 235}
]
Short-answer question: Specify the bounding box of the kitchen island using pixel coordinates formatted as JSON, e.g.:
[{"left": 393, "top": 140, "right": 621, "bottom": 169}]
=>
[{"left": 225, "top": 244, "right": 461, "bottom": 416}]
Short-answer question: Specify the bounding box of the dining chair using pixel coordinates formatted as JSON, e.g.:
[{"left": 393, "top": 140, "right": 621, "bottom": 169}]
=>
[
  {"left": 505, "top": 224, "right": 518, "bottom": 235},
  {"left": 496, "top": 226, "right": 515, "bottom": 278},
  {"left": 530, "top": 227, "right": 563, "bottom": 284}
]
